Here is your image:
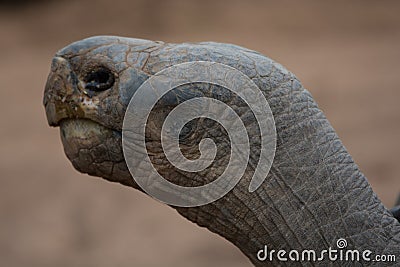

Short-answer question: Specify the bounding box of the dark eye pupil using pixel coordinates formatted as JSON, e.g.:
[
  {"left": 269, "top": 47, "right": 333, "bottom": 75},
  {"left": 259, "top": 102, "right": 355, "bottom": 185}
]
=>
[
  {"left": 89, "top": 71, "right": 108, "bottom": 83},
  {"left": 84, "top": 68, "right": 114, "bottom": 91}
]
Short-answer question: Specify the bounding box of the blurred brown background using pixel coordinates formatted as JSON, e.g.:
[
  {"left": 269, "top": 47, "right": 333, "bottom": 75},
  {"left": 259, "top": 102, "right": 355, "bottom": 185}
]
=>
[{"left": 1, "top": 0, "right": 399, "bottom": 266}]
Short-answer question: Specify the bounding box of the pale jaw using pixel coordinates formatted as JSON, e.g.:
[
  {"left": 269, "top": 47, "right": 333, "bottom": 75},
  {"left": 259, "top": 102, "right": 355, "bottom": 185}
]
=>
[{"left": 59, "top": 119, "right": 126, "bottom": 181}]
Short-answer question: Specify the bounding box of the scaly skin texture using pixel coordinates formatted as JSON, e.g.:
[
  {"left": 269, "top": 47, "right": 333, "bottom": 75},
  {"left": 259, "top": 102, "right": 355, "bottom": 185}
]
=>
[{"left": 44, "top": 36, "right": 400, "bottom": 266}]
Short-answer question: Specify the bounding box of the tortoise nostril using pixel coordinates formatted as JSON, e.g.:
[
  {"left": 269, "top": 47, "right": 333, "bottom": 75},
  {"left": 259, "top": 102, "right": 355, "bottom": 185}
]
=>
[{"left": 50, "top": 56, "right": 69, "bottom": 72}]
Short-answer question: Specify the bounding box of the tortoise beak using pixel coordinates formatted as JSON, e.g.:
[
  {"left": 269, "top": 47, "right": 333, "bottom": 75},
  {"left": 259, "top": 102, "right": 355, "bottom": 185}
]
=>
[{"left": 43, "top": 56, "right": 82, "bottom": 127}]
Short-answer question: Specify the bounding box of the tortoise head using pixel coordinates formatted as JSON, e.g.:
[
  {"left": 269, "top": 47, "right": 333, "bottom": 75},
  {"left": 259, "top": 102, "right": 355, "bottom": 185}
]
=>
[{"left": 43, "top": 36, "right": 162, "bottom": 186}]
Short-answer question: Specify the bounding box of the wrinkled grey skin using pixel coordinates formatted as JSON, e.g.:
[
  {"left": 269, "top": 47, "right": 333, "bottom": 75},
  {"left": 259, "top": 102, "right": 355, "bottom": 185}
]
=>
[{"left": 44, "top": 36, "right": 400, "bottom": 266}]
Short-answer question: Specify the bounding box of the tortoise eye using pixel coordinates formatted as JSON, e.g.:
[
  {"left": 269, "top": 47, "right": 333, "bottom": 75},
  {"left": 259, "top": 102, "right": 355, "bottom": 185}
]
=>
[{"left": 84, "top": 68, "right": 114, "bottom": 91}]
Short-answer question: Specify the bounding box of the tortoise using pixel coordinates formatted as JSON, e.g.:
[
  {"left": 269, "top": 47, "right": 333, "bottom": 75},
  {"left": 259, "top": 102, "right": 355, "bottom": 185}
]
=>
[{"left": 44, "top": 36, "right": 400, "bottom": 266}]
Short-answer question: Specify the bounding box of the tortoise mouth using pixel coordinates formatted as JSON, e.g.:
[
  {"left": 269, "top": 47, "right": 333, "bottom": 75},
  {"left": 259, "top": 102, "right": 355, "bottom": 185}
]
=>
[{"left": 59, "top": 118, "right": 117, "bottom": 142}]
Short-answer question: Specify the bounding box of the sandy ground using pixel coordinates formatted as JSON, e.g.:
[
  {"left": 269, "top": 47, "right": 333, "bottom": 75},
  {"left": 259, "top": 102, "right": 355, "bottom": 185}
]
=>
[{"left": 0, "top": 0, "right": 399, "bottom": 266}]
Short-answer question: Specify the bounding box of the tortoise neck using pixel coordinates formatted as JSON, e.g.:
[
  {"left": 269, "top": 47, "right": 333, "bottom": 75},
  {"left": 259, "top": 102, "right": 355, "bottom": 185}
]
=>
[{"left": 176, "top": 121, "right": 400, "bottom": 266}]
